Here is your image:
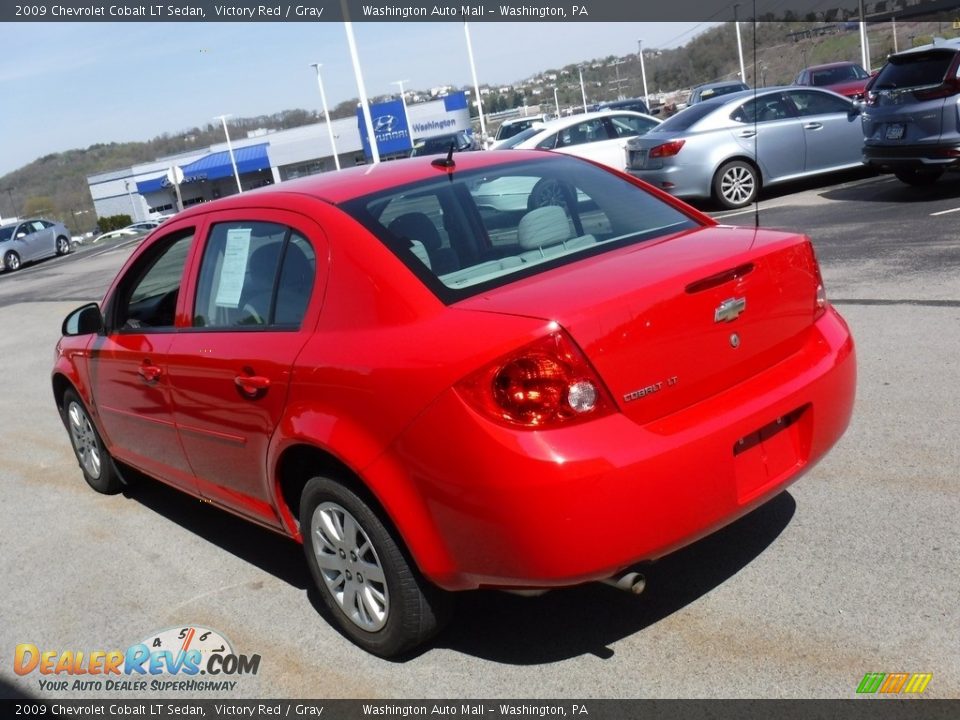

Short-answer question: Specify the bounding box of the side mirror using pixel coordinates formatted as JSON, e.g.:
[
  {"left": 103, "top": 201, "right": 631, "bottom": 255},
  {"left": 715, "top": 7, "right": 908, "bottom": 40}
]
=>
[{"left": 62, "top": 302, "right": 103, "bottom": 336}]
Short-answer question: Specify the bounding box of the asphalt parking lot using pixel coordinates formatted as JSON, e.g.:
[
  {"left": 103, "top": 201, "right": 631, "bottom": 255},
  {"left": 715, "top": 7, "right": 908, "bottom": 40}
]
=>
[{"left": 1, "top": 172, "right": 957, "bottom": 700}]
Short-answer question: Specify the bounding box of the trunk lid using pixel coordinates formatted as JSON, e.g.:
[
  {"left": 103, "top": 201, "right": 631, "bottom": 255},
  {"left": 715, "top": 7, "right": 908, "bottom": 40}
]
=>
[{"left": 455, "top": 225, "right": 822, "bottom": 425}]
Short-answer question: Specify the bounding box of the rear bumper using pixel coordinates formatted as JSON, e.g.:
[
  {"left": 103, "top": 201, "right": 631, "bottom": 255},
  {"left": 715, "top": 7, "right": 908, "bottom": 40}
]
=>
[
  {"left": 627, "top": 165, "right": 713, "bottom": 200},
  {"left": 383, "top": 308, "right": 856, "bottom": 591},
  {"left": 863, "top": 143, "right": 960, "bottom": 169}
]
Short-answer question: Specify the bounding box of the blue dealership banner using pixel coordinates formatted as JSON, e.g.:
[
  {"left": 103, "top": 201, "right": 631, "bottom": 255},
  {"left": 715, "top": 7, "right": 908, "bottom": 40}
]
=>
[{"left": 357, "top": 100, "right": 413, "bottom": 159}]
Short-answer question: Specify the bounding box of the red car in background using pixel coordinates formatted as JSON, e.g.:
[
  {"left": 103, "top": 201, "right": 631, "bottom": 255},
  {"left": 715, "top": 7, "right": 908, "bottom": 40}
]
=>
[
  {"left": 52, "top": 150, "right": 856, "bottom": 657},
  {"left": 795, "top": 61, "right": 874, "bottom": 100}
]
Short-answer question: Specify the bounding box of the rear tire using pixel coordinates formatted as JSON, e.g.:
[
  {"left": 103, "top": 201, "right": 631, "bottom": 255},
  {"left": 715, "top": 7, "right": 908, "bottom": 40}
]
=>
[
  {"left": 713, "top": 160, "right": 759, "bottom": 209},
  {"left": 893, "top": 168, "right": 943, "bottom": 186},
  {"left": 4, "top": 251, "right": 21, "bottom": 272},
  {"left": 300, "top": 476, "right": 451, "bottom": 657},
  {"left": 62, "top": 389, "right": 121, "bottom": 494}
]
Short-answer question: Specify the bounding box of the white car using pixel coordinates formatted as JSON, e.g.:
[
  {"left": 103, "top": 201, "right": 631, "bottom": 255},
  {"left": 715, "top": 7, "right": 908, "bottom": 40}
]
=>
[{"left": 497, "top": 110, "right": 661, "bottom": 171}]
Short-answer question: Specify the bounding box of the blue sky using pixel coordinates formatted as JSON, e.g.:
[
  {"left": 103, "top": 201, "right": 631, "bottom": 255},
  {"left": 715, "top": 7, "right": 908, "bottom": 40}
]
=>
[{"left": 0, "top": 22, "right": 712, "bottom": 176}]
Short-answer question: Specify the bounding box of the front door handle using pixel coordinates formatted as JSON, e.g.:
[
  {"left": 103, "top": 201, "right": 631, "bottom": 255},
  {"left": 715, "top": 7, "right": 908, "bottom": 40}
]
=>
[
  {"left": 235, "top": 374, "right": 270, "bottom": 398},
  {"left": 138, "top": 363, "right": 162, "bottom": 383},
  {"left": 803, "top": 122, "right": 823, "bottom": 130}
]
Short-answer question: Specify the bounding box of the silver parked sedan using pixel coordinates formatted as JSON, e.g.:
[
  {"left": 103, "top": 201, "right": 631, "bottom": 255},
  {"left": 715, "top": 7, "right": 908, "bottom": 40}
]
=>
[
  {"left": 625, "top": 87, "right": 864, "bottom": 208},
  {"left": 0, "top": 218, "right": 72, "bottom": 272}
]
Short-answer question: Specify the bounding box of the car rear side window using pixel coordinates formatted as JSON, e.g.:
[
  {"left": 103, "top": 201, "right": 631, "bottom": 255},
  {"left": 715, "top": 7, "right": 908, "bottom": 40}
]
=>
[
  {"left": 193, "top": 222, "right": 316, "bottom": 329},
  {"left": 342, "top": 157, "right": 699, "bottom": 303}
]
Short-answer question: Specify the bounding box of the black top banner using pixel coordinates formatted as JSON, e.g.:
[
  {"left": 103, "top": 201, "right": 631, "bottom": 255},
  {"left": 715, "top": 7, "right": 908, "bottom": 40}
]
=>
[{"left": 4, "top": 0, "right": 960, "bottom": 22}]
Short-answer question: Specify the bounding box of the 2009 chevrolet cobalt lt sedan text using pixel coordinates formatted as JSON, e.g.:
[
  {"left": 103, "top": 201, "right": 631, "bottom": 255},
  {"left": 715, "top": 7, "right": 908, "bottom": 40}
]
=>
[{"left": 53, "top": 150, "right": 856, "bottom": 656}]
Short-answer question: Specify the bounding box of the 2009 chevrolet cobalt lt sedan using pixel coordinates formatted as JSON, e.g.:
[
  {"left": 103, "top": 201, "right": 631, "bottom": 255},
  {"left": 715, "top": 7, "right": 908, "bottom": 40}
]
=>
[{"left": 53, "top": 150, "right": 856, "bottom": 657}]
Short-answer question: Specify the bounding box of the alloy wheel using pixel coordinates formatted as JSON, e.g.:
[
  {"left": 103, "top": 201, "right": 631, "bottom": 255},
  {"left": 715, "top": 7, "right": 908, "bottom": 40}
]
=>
[
  {"left": 720, "top": 165, "right": 756, "bottom": 206},
  {"left": 310, "top": 501, "right": 390, "bottom": 632},
  {"left": 67, "top": 401, "right": 101, "bottom": 479}
]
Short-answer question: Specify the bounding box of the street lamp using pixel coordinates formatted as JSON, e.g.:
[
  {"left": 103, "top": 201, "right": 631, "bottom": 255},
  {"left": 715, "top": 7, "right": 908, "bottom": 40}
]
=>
[
  {"left": 310, "top": 62, "right": 341, "bottom": 171},
  {"left": 214, "top": 114, "right": 243, "bottom": 195},
  {"left": 554, "top": 86, "right": 560, "bottom": 118},
  {"left": 343, "top": 17, "right": 379, "bottom": 164},
  {"left": 578, "top": 66, "right": 588, "bottom": 112},
  {"left": 391, "top": 79, "right": 412, "bottom": 143},
  {"left": 463, "top": 22, "right": 487, "bottom": 142},
  {"left": 638, "top": 40, "right": 650, "bottom": 109},
  {"left": 734, "top": 4, "right": 746, "bottom": 85},
  {"left": 124, "top": 180, "right": 139, "bottom": 220}
]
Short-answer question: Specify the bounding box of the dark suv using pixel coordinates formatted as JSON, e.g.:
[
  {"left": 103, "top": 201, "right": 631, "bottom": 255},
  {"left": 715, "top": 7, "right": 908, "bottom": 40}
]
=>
[{"left": 862, "top": 38, "right": 960, "bottom": 185}]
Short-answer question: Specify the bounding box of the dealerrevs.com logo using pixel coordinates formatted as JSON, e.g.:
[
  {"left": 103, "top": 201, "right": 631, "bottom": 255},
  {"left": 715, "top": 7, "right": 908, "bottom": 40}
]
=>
[{"left": 14, "top": 626, "right": 261, "bottom": 693}]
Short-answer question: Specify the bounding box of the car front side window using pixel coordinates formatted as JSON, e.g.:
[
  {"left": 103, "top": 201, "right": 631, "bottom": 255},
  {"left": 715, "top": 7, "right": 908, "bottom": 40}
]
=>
[{"left": 113, "top": 229, "right": 194, "bottom": 332}]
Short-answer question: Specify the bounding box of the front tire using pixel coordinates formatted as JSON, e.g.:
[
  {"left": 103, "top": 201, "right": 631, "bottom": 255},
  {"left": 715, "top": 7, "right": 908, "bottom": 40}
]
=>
[
  {"left": 4, "top": 251, "right": 21, "bottom": 272},
  {"left": 300, "top": 476, "right": 451, "bottom": 657},
  {"left": 893, "top": 168, "right": 943, "bottom": 186},
  {"left": 713, "top": 160, "right": 759, "bottom": 209},
  {"left": 56, "top": 236, "right": 71, "bottom": 255},
  {"left": 62, "top": 389, "right": 121, "bottom": 494}
]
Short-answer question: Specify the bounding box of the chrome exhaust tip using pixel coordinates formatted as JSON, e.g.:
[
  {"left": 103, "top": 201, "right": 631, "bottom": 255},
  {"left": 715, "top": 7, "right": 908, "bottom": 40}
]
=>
[{"left": 601, "top": 571, "right": 646, "bottom": 595}]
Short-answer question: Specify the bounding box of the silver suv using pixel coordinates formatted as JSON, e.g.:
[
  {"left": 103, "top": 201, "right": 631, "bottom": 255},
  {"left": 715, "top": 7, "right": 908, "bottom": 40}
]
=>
[{"left": 862, "top": 38, "right": 960, "bottom": 185}]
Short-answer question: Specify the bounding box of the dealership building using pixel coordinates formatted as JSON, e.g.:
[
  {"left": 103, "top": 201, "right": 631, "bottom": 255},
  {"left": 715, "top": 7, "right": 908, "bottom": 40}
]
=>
[{"left": 86, "top": 93, "right": 472, "bottom": 221}]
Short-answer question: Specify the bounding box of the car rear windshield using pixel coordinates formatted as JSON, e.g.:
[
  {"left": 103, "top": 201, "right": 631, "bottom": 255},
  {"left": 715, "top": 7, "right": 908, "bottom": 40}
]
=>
[
  {"left": 340, "top": 157, "right": 700, "bottom": 304},
  {"left": 874, "top": 49, "right": 957, "bottom": 90},
  {"left": 658, "top": 103, "right": 719, "bottom": 131}
]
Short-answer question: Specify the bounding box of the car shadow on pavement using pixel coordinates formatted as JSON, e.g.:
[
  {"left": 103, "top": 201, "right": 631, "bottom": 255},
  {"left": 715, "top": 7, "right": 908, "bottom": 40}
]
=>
[
  {"left": 431, "top": 491, "right": 796, "bottom": 664},
  {"left": 120, "top": 472, "right": 310, "bottom": 590},
  {"left": 819, "top": 173, "right": 960, "bottom": 204},
  {"left": 121, "top": 471, "right": 794, "bottom": 665}
]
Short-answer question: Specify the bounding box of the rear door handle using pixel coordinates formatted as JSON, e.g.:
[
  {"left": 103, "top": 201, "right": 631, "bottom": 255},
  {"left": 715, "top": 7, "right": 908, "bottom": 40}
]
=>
[
  {"left": 737, "top": 130, "right": 757, "bottom": 138},
  {"left": 235, "top": 375, "right": 271, "bottom": 398},
  {"left": 803, "top": 122, "right": 823, "bottom": 130},
  {"left": 138, "top": 363, "right": 162, "bottom": 383}
]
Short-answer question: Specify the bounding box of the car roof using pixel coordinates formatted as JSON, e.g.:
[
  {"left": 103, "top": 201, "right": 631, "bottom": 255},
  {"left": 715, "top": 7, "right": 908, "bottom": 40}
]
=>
[
  {"left": 169, "top": 150, "right": 561, "bottom": 213},
  {"left": 890, "top": 36, "right": 960, "bottom": 57},
  {"left": 804, "top": 61, "right": 863, "bottom": 71},
  {"left": 693, "top": 80, "right": 748, "bottom": 90}
]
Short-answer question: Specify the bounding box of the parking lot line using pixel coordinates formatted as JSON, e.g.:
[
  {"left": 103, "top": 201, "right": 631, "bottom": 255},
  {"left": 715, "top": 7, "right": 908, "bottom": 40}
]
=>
[{"left": 929, "top": 207, "right": 960, "bottom": 216}]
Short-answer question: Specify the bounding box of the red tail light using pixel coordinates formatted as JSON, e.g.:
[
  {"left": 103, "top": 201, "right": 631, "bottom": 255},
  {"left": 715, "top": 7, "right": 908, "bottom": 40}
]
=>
[
  {"left": 649, "top": 140, "right": 686, "bottom": 159},
  {"left": 805, "top": 241, "right": 828, "bottom": 320},
  {"left": 456, "top": 329, "right": 616, "bottom": 428},
  {"left": 914, "top": 77, "right": 960, "bottom": 101}
]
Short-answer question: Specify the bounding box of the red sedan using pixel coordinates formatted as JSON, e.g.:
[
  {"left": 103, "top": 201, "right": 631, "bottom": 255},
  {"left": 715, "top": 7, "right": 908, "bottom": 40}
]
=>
[
  {"left": 53, "top": 150, "right": 856, "bottom": 656},
  {"left": 795, "top": 61, "right": 874, "bottom": 100}
]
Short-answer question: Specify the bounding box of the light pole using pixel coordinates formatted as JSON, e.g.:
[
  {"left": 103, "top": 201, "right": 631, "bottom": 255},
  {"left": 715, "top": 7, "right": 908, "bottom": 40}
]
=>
[
  {"left": 734, "top": 4, "right": 746, "bottom": 85},
  {"left": 578, "top": 66, "right": 588, "bottom": 112},
  {"left": 343, "top": 14, "right": 379, "bottom": 164},
  {"left": 858, "top": 0, "right": 872, "bottom": 72},
  {"left": 124, "top": 180, "right": 138, "bottom": 220},
  {"left": 391, "top": 79, "right": 412, "bottom": 140},
  {"left": 554, "top": 86, "right": 560, "bottom": 117},
  {"left": 638, "top": 40, "right": 649, "bottom": 108},
  {"left": 214, "top": 114, "right": 243, "bottom": 195},
  {"left": 463, "top": 22, "right": 487, "bottom": 142},
  {"left": 310, "top": 63, "right": 341, "bottom": 171}
]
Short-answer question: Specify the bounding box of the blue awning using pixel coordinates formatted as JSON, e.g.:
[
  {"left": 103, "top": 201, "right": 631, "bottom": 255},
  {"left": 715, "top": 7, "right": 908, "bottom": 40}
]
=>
[
  {"left": 181, "top": 143, "right": 270, "bottom": 182},
  {"left": 136, "top": 175, "right": 167, "bottom": 194},
  {"left": 134, "top": 143, "right": 271, "bottom": 194}
]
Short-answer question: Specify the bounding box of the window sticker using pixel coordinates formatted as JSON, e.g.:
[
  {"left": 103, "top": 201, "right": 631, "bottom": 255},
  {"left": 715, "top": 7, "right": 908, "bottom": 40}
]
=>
[{"left": 214, "top": 228, "right": 252, "bottom": 308}]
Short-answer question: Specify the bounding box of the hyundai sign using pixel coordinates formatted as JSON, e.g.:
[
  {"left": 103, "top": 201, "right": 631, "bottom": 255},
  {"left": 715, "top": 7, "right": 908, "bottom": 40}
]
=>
[{"left": 358, "top": 99, "right": 413, "bottom": 158}]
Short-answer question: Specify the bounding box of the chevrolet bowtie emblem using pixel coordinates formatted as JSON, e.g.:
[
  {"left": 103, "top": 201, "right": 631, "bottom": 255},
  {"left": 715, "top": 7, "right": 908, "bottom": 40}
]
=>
[{"left": 714, "top": 297, "right": 746, "bottom": 323}]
